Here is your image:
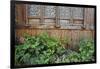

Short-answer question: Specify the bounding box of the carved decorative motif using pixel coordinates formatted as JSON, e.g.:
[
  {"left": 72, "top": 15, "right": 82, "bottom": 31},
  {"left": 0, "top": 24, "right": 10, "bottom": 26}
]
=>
[
  {"left": 72, "top": 7, "right": 84, "bottom": 19},
  {"left": 59, "top": 6, "right": 71, "bottom": 19},
  {"left": 27, "top": 5, "right": 40, "bottom": 17},
  {"left": 44, "top": 6, "right": 56, "bottom": 18},
  {"left": 27, "top": 4, "right": 85, "bottom": 29}
]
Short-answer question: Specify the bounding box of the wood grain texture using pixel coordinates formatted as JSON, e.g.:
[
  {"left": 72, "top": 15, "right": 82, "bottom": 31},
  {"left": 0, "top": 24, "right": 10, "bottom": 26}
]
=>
[
  {"left": 15, "top": 28, "right": 94, "bottom": 49},
  {"left": 15, "top": 4, "right": 95, "bottom": 49},
  {"left": 84, "top": 8, "right": 95, "bottom": 30}
]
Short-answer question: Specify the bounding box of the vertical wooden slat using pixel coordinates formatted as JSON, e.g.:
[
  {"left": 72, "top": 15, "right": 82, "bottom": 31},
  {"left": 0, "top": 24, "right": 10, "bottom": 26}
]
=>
[
  {"left": 70, "top": 7, "right": 74, "bottom": 24},
  {"left": 55, "top": 6, "right": 60, "bottom": 27},
  {"left": 23, "top": 4, "right": 27, "bottom": 24},
  {"left": 71, "top": 30, "right": 80, "bottom": 49},
  {"left": 25, "top": 4, "right": 29, "bottom": 24},
  {"left": 82, "top": 8, "right": 85, "bottom": 29},
  {"left": 40, "top": 5, "right": 44, "bottom": 24},
  {"left": 84, "top": 8, "right": 94, "bottom": 30},
  {"left": 15, "top": 4, "right": 26, "bottom": 24}
]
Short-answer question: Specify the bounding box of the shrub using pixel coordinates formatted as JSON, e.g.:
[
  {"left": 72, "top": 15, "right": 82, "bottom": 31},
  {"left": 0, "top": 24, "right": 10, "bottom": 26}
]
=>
[
  {"left": 15, "top": 32, "right": 95, "bottom": 65},
  {"left": 64, "top": 39, "right": 95, "bottom": 63},
  {"left": 79, "top": 39, "right": 95, "bottom": 61},
  {"left": 15, "top": 32, "right": 67, "bottom": 65}
]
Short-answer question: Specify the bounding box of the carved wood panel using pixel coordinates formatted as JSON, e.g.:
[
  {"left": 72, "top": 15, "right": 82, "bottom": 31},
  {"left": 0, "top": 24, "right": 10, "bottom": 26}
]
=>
[
  {"left": 44, "top": 6, "right": 56, "bottom": 18},
  {"left": 24, "top": 4, "right": 94, "bottom": 30},
  {"left": 59, "top": 6, "right": 71, "bottom": 19},
  {"left": 27, "top": 5, "right": 40, "bottom": 17},
  {"left": 72, "top": 7, "right": 84, "bottom": 19}
]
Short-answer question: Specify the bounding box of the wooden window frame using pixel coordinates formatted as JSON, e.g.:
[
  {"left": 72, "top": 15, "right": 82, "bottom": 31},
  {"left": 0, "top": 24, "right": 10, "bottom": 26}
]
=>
[{"left": 16, "top": 4, "right": 87, "bottom": 30}]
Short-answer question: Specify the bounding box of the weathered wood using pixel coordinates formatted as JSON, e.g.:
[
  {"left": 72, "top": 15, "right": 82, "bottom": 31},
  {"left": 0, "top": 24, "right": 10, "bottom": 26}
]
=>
[
  {"left": 59, "top": 6, "right": 71, "bottom": 19},
  {"left": 84, "top": 8, "right": 94, "bottom": 30},
  {"left": 16, "top": 29, "right": 94, "bottom": 49},
  {"left": 15, "top": 4, "right": 26, "bottom": 24},
  {"left": 44, "top": 6, "right": 56, "bottom": 18},
  {"left": 44, "top": 19, "right": 55, "bottom": 23},
  {"left": 73, "top": 20, "right": 83, "bottom": 24},
  {"left": 15, "top": 4, "right": 95, "bottom": 49},
  {"left": 72, "top": 7, "right": 84, "bottom": 19},
  {"left": 60, "top": 25, "right": 82, "bottom": 29},
  {"left": 27, "top": 4, "right": 40, "bottom": 17},
  {"left": 28, "top": 19, "right": 40, "bottom": 25},
  {"left": 55, "top": 6, "right": 60, "bottom": 28},
  {"left": 40, "top": 5, "right": 44, "bottom": 24},
  {"left": 84, "top": 24, "right": 94, "bottom": 30}
]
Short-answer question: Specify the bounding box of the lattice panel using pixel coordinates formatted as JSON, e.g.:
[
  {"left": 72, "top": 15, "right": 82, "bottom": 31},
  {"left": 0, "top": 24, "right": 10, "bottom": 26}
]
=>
[
  {"left": 27, "top": 5, "right": 40, "bottom": 17},
  {"left": 59, "top": 6, "right": 71, "bottom": 19},
  {"left": 44, "top": 6, "right": 56, "bottom": 18},
  {"left": 72, "top": 7, "right": 84, "bottom": 19}
]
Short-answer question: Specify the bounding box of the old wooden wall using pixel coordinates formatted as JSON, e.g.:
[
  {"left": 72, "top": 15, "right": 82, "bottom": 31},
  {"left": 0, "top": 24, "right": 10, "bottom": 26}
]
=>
[{"left": 15, "top": 4, "right": 95, "bottom": 49}]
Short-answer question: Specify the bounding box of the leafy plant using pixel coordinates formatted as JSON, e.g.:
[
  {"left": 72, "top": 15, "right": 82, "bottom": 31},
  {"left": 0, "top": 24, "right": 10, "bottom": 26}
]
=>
[
  {"left": 79, "top": 39, "right": 95, "bottom": 61},
  {"left": 15, "top": 32, "right": 95, "bottom": 65},
  {"left": 64, "top": 39, "right": 95, "bottom": 63},
  {"left": 15, "top": 32, "right": 67, "bottom": 65}
]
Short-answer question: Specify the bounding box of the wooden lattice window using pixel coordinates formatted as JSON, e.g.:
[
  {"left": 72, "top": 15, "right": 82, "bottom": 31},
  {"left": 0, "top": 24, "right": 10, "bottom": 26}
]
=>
[
  {"left": 26, "top": 5, "right": 85, "bottom": 29},
  {"left": 43, "top": 5, "right": 56, "bottom": 28},
  {"left": 27, "top": 5, "right": 57, "bottom": 28},
  {"left": 58, "top": 7, "right": 84, "bottom": 29},
  {"left": 58, "top": 6, "right": 71, "bottom": 29},
  {"left": 15, "top": 4, "right": 94, "bottom": 30},
  {"left": 27, "top": 4, "right": 41, "bottom": 26},
  {"left": 72, "top": 7, "right": 84, "bottom": 29}
]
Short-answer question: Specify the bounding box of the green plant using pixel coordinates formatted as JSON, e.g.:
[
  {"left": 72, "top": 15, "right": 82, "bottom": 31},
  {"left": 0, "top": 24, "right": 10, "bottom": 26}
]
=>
[
  {"left": 15, "top": 32, "right": 67, "bottom": 65},
  {"left": 64, "top": 39, "right": 95, "bottom": 63},
  {"left": 15, "top": 32, "right": 95, "bottom": 65},
  {"left": 79, "top": 39, "right": 95, "bottom": 61}
]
